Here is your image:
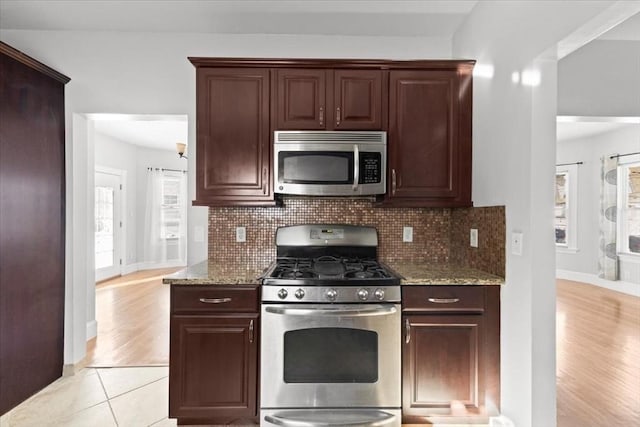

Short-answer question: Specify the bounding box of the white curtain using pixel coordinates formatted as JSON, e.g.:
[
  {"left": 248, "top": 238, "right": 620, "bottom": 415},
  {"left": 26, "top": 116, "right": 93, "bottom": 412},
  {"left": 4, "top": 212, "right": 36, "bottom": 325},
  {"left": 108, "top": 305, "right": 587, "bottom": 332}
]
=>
[
  {"left": 598, "top": 155, "right": 618, "bottom": 280},
  {"left": 144, "top": 169, "right": 187, "bottom": 266}
]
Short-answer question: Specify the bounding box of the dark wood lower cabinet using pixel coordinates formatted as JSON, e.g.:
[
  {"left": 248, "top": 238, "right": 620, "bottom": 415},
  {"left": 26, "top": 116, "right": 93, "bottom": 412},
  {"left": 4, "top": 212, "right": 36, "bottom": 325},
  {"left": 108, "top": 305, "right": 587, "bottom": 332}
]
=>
[
  {"left": 402, "top": 286, "right": 500, "bottom": 424},
  {"left": 169, "top": 286, "right": 259, "bottom": 425}
]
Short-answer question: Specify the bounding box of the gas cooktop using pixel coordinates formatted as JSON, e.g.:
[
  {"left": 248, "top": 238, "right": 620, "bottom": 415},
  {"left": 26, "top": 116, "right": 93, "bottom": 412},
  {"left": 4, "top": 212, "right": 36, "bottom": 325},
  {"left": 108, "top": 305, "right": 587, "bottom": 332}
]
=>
[{"left": 261, "top": 225, "right": 402, "bottom": 303}]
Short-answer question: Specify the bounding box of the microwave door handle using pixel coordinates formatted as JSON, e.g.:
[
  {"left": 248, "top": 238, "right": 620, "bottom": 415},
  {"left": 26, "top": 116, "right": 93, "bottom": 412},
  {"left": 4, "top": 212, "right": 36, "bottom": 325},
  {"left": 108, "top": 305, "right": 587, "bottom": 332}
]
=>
[{"left": 353, "top": 144, "right": 359, "bottom": 191}]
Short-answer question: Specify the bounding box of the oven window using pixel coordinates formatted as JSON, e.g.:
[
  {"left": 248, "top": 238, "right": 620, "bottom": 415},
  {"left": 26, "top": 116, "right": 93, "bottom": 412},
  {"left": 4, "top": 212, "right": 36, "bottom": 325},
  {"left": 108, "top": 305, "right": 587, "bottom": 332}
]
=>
[
  {"left": 280, "top": 152, "right": 353, "bottom": 184},
  {"left": 283, "top": 328, "right": 378, "bottom": 383}
]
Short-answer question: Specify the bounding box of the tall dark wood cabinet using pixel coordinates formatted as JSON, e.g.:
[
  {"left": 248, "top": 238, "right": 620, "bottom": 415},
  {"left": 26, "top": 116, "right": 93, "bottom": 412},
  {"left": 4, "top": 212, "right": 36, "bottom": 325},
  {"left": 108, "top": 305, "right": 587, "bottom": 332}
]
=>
[
  {"left": 0, "top": 42, "right": 70, "bottom": 415},
  {"left": 192, "top": 67, "right": 274, "bottom": 206},
  {"left": 169, "top": 286, "right": 259, "bottom": 424},
  {"left": 386, "top": 68, "right": 473, "bottom": 207},
  {"left": 402, "top": 286, "right": 500, "bottom": 424}
]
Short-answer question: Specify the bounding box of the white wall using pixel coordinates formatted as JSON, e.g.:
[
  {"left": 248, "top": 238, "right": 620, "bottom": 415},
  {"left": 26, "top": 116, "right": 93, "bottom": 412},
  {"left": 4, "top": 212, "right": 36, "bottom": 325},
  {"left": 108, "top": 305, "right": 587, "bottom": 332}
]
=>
[
  {"left": 94, "top": 132, "right": 138, "bottom": 268},
  {"left": 556, "top": 124, "right": 640, "bottom": 290},
  {"left": 558, "top": 40, "right": 640, "bottom": 117},
  {"left": 94, "top": 131, "right": 187, "bottom": 268},
  {"left": 453, "top": 1, "right": 620, "bottom": 426}
]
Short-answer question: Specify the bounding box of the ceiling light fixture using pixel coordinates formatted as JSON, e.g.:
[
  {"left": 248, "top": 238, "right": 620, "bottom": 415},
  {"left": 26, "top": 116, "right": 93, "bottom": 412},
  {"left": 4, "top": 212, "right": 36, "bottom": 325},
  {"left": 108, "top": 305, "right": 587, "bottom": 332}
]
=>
[{"left": 176, "top": 142, "right": 188, "bottom": 159}]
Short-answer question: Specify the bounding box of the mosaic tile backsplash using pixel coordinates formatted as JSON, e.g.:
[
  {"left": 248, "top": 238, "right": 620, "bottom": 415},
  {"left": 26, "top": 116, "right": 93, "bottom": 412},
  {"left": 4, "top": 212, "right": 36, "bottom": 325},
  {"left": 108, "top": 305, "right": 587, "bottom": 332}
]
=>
[
  {"left": 208, "top": 197, "right": 505, "bottom": 277},
  {"left": 450, "top": 206, "right": 506, "bottom": 277}
]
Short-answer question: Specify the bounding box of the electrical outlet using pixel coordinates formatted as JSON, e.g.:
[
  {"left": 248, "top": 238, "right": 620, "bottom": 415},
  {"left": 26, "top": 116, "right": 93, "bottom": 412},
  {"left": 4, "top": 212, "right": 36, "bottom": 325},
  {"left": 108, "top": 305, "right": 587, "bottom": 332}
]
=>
[
  {"left": 193, "top": 226, "right": 204, "bottom": 243},
  {"left": 470, "top": 228, "right": 478, "bottom": 248},
  {"left": 402, "top": 226, "right": 413, "bottom": 243},
  {"left": 511, "top": 232, "right": 523, "bottom": 256},
  {"left": 236, "top": 226, "right": 246, "bottom": 243}
]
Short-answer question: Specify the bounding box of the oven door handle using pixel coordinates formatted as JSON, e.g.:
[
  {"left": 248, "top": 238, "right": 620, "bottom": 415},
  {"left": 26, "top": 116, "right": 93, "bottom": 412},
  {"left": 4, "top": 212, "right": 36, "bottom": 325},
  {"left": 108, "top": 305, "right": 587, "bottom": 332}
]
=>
[{"left": 265, "top": 305, "right": 396, "bottom": 317}]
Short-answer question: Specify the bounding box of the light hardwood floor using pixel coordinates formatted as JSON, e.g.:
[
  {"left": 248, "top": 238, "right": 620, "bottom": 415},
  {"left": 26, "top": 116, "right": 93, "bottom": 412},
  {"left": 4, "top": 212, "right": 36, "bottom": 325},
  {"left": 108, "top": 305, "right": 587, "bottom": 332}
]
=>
[
  {"left": 85, "top": 272, "right": 640, "bottom": 425},
  {"left": 556, "top": 279, "right": 640, "bottom": 427},
  {"left": 85, "top": 268, "right": 181, "bottom": 367}
]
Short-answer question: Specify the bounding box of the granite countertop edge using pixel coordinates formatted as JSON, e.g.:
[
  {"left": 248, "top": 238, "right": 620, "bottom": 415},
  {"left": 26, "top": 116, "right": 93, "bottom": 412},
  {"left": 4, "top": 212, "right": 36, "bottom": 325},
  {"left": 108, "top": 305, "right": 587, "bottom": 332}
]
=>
[{"left": 163, "top": 261, "right": 504, "bottom": 286}]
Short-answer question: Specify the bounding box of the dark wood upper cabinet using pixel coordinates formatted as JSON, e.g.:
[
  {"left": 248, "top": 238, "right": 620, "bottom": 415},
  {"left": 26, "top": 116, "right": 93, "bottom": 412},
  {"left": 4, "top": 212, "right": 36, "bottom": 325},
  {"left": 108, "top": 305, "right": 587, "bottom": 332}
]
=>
[
  {"left": 276, "top": 68, "right": 328, "bottom": 130},
  {"left": 193, "top": 67, "right": 275, "bottom": 206},
  {"left": 188, "top": 58, "right": 473, "bottom": 207},
  {"left": 334, "top": 69, "right": 384, "bottom": 130},
  {"left": 275, "top": 68, "right": 384, "bottom": 131},
  {"left": 386, "top": 68, "right": 472, "bottom": 207}
]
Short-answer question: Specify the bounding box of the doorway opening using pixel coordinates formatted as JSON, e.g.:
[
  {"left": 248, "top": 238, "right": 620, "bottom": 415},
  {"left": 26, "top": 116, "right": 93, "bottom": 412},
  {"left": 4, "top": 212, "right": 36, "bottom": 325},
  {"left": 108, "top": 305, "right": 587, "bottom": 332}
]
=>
[{"left": 87, "top": 114, "right": 188, "bottom": 367}]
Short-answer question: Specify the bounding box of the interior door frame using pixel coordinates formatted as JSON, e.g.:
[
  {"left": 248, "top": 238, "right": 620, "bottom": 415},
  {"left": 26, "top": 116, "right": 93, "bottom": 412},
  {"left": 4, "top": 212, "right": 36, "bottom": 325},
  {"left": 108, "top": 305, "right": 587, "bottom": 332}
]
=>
[{"left": 94, "top": 165, "right": 127, "bottom": 282}]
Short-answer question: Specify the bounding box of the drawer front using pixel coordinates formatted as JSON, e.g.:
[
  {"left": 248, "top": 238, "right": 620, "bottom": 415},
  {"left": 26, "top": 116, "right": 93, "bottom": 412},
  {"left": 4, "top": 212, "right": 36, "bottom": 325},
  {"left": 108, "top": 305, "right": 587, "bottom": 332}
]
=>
[
  {"left": 402, "top": 286, "right": 485, "bottom": 313},
  {"left": 171, "top": 286, "right": 259, "bottom": 314}
]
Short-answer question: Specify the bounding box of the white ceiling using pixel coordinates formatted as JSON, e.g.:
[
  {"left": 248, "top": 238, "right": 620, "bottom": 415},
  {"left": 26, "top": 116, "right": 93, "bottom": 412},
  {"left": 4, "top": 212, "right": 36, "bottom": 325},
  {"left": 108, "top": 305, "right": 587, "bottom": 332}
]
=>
[
  {"left": 557, "top": 119, "right": 639, "bottom": 143},
  {"left": 92, "top": 115, "right": 188, "bottom": 151},
  {"left": 0, "top": 0, "right": 477, "bottom": 37}
]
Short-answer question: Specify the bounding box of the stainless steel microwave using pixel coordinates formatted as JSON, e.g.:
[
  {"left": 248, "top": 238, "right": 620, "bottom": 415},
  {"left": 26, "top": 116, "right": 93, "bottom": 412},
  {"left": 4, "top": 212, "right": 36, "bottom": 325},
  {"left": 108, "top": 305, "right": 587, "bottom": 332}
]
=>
[{"left": 274, "top": 131, "right": 387, "bottom": 196}]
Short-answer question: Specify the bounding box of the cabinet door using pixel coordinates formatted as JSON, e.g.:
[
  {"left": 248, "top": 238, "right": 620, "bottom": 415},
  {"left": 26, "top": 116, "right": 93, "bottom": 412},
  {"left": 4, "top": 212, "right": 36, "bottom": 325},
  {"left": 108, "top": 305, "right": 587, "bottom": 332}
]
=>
[
  {"left": 402, "top": 315, "right": 485, "bottom": 419},
  {"left": 195, "top": 68, "right": 273, "bottom": 206},
  {"left": 275, "top": 69, "right": 328, "bottom": 130},
  {"left": 387, "top": 70, "right": 472, "bottom": 207},
  {"left": 169, "top": 315, "right": 258, "bottom": 420},
  {"left": 334, "top": 70, "right": 384, "bottom": 130}
]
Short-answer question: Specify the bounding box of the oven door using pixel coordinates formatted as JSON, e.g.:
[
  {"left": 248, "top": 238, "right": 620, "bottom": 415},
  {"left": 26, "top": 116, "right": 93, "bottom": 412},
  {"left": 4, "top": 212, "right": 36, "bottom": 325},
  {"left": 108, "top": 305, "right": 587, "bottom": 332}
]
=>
[{"left": 260, "top": 303, "right": 401, "bottom": 408}]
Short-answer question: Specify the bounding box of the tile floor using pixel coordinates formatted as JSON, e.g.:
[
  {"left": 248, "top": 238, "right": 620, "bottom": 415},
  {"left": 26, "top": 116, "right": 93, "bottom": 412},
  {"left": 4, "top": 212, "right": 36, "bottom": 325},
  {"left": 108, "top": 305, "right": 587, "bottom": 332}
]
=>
[{"left": 0, "top": 367, "right": 175, "bottom": 427}]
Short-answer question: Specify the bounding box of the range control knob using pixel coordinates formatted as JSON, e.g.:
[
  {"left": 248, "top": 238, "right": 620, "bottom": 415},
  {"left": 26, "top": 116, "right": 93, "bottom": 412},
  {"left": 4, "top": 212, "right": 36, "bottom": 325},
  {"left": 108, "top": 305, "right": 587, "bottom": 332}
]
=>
[
  {"left": 294, "top": 288, "right": 305, "bottom": 300},
  {"left": 374, "top": 288, "right": 385, "bottom": 301},
  {"left": 357, "top": 288, "right": 370, "bottom": 301},
  {"left": 277, "top": 288, "right": 288, "bottom": 300},
  {"left": 325, "top": 289, "right": 338, "bottom": 302}
]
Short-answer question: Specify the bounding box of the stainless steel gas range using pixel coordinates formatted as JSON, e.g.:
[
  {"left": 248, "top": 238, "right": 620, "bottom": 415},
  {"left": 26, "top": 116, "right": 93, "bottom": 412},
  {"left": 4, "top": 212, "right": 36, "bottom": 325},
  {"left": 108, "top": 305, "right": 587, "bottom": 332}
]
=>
[{"left": 260, "top": 224, "right": 402, "bottom": 427}]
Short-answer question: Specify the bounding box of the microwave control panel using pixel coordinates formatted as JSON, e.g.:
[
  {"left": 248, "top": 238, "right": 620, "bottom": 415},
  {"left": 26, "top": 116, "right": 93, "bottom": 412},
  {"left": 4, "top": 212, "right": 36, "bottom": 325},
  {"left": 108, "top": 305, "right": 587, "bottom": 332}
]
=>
[{"left": 359, "top": 152, "right": 382, "bottom": 184}]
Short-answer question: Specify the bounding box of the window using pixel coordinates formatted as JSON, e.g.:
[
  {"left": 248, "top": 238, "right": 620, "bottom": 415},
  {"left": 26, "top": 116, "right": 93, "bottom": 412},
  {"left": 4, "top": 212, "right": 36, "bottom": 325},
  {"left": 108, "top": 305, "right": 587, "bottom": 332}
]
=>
[
  {"left": 555, "top": 164, "right": 578, "bottom": 250},
  {"left": 618, "top": 160, "right": 640, "bottom": 255},
  {"left": 161, "top": 173, "right": 182, "bottom": 239}
]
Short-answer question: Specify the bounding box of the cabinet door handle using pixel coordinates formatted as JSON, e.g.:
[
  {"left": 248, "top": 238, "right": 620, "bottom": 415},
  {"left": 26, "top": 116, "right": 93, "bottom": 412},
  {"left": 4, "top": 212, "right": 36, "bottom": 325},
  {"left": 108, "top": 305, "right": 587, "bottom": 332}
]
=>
[
  {"left": 263, "top": 166, "right": 268, "bottom": 194},
  {"left": 391, "top": 169, "right": 397, "bottom": 195},
  {"left": 319, "top": 106, "right": 324, "bottom": 126},
  {"left": 199, "top": 297, "right": 232, "bottom": 304},
  {"left": 336, "top": 107, "right": 341, "bottom": 127},
  {"left": 428, "top": 298, "right": 460, "bottom": 304},
  {"left": 249, "top": 319, "right": 254, "bottom": 343},
  {"left": 405, "top": 318, "right": 411, "bottom": 344}
]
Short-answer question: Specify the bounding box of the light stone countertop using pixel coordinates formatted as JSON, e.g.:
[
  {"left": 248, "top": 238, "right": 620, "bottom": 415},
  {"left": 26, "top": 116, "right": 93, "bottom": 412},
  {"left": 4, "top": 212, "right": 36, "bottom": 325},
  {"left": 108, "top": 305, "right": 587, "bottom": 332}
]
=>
[
  {"left": 387, "top": 262, "right": 504, "bottom": 286},
  {"left": 162, "top": 261, "right": 265, "bottom": 286}
]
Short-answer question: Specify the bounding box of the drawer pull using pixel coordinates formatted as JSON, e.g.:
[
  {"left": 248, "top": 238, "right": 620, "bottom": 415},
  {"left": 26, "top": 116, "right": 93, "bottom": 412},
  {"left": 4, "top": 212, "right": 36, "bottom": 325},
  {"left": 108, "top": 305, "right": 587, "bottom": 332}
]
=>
[
  {"left": 405, "top": 318, "right": 411, "bottom": 344},
  {"left": 199, "top": 297, "right": 232, "bottom": 304},
  {"left": 249, "top": 319, "right": 254, "bottom": 343},
  {"left": 428, "top": 297, "right": 460, "bottom": 304}
]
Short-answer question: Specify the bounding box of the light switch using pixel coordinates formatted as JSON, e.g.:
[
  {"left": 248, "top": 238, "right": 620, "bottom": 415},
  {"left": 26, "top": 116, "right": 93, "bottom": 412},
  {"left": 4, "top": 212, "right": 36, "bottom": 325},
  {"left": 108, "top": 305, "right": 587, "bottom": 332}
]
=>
[
  {"left": 470, "top": 229, "right": 478, "bottom": 248},
  {"left": 403, "top": 226, "right": 413, "bottom": 243},
  {"left": 236, "top": 226, "right": 246, "bottom": 243},
  {"left": 511, "top": 232, "right": 523, "bottom": 256}
]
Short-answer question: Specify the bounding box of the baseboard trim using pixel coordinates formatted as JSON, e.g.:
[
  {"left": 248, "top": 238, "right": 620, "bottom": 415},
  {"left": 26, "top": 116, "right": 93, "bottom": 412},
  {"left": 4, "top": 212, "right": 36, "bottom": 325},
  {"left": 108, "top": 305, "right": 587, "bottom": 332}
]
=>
[
  {"left": 556, "top": 269, "right": 640, "bottom": 297},
  {"left": 121, "top": 263, "right": 139, "bottom": 275},
  {"left": 86, "top": 319, "right": 97, "bottom": 340},
  {"left": 62, "top": 356, "right": 89, "bottom": 377},
  {"left": 137, "top": 261, "right": 187, "bottom": 271}
]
